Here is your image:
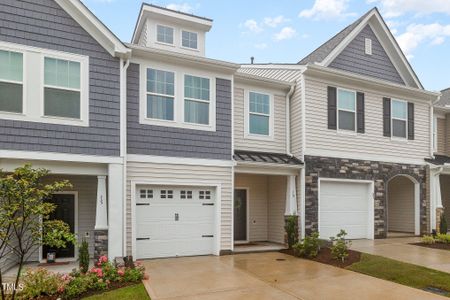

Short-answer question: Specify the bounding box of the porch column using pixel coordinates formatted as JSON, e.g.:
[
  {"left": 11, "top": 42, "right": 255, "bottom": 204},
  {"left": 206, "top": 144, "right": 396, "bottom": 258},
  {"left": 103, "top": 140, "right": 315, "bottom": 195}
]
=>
[
  {"left": 107, "top": 163, "right": 124, "bottom": 260},
  {"left": 285, "top": 175, "right": 298, "bottom": 216},
  {"left": 95, "top": 176, "right": 108, "bottom": 230}
]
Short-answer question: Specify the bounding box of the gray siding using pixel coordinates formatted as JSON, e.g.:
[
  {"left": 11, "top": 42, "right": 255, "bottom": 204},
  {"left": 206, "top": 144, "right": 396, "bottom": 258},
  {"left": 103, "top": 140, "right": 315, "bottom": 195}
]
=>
[
  {"left": 329, "top": 25, "right": 405, "bottom": 85},
  {"left": 0, "top": 0, "right": 120, "bottom": 156},
  {"left": 127, "top": 63, "right": 232, "bottom": 160}
]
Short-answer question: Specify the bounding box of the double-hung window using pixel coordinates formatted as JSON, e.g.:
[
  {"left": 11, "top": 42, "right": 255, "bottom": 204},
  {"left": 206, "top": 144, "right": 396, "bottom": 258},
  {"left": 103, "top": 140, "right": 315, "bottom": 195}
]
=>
[
  {"left": 337, "top": 88, "right": 356, "bottom": 131},
  {"left": 0, "top": 49, "right": 23, "bottom": 113},
  {"left": 146, "top": 68, "right": 175, "bottom": 121},
  {"left": 44, "top": 57, "right": 81, "bottom": 119},
  {"left": 248, "top": 92, "right": 270, "bottom": 136},
  {"left": 156, "top": 25, "right": 174, "bottom": 45},
  {"left": 182, "top": 31, "right": 198, "bottom": 49},
  {"left": 184, "top": 74, "right": 210, "bottom": 125},
  {"left": 391, "top": 99, "right": 407, "bottom": 138}
]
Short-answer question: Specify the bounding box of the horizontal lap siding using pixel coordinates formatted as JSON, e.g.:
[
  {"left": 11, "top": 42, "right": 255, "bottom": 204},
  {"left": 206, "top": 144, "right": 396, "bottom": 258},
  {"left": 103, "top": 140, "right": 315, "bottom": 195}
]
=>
[
  {"left": 330, "top": 25, "right": 405, "bottom": 85},
  {"left": 234, "top": 87, "right": 287, "bottom": 153},
  {"left": 388, "top": 176, "right": 415, "bottom": 232},
  {"left": 0, "top": 0, "right": 120, "bottom": 156},
  {"left": 304, "top": 77, "right": 430, "bottom": 161},
  {"left": 437, "top": 118, "right": 446, "bottom": 155},
  {"left": 290, "top": 80, "right": 303, "bottom": 158},
  {"left": 126, "top": 162, "right": 233, "bottom": 254},
  {"left": 127, "top": 63, "right": 232, "bottom": 160},
  {"left": 268, "top": 176, "right": 286, "bottom": 243}
]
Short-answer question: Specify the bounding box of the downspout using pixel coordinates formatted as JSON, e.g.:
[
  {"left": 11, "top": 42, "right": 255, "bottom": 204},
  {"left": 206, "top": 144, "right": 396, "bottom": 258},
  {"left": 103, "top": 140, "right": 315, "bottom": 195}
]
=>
[
  {"left": 120, "top": 57, "right": 131, "bottom": 257},
  {"left": 286, "top": 84, "right": 295, "bottom": 156}
]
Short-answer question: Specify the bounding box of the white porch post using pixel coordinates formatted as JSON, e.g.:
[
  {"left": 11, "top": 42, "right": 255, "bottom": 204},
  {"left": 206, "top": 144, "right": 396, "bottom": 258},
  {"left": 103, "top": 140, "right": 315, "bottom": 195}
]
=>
[
  {"left": 285, "top": 175, "right": 298, "bottom": 216},
  {"left": 107, "top": 163, "right": 124, "bottom": 260},
  {"left": 95, "top": 176, "right": 108, "bottom": 230}
]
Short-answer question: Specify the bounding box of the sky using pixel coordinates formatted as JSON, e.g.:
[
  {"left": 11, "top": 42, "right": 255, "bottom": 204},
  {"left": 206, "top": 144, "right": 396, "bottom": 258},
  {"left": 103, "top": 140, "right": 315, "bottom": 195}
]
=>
[{"left": 81, "top": 0, "right": 450, "bottom": 91}]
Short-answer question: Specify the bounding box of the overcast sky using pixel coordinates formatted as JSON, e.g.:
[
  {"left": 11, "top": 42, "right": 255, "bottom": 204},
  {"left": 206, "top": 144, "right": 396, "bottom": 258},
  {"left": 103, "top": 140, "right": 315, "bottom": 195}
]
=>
[{"left": 82, "top": 0, "right": 450, "bottom": 91}]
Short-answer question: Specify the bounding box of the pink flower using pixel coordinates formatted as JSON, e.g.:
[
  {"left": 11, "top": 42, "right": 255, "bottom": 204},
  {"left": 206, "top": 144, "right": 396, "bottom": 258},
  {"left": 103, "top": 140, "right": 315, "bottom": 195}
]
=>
[
  {"left": 57, "top": 286, "right": 65, "bottom": 293},
  {"left": 117, "top": 269, "right": 125, "bottom": 276},
  {"left": 97, "top": 269, "right": 103, "bottom": 278},
  {"left": 99, "top": 255, "right": 108, "bottom": 264}
]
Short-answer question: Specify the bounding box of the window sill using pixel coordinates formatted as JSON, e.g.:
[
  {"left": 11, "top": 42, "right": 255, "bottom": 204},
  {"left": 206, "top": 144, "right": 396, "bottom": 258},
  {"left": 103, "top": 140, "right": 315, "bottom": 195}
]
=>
[
  {"left": 155, "top": 41, "right": 175, "bottom": 47},
  {"left": 139, "top": 117, "right": 216, "bottom": 132},
  {"left": 180, "top": 46, "right": 200, "bottom": 52},
  {"left": 390, "top": 137, "right": 409, "bottom": 143},
  {"left": 244, "top": 133, "right": 275, "bottom": 141},
  {"left": 336, "top": 129, "right": 357, "bottom": 136},
  {"left": 0, "top": 112, "right": 88, "bottom": 127}
]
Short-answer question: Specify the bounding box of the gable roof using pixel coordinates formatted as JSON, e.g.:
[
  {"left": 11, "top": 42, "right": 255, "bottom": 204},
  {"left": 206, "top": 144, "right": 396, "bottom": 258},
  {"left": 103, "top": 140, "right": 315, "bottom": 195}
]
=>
[
  {"left": 299, "top": 7, "right": 423, "bottom": 89},
  {"left": 435, "top": 88, "right": 450, "bottom": 109},
  {"left": 55, "top": 0, "right": 130, "bottom": 58}
]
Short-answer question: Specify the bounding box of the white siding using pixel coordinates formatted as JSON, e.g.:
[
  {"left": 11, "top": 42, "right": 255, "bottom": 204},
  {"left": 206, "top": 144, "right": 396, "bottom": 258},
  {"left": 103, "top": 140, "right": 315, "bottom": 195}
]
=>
[
  {"left": 235, "top": 174, "right": 268, "bottom": 241},
  {"left": 290, "top": 79, "right": 303, "bottom": 158},
  {"left": 437, "top": 118, "right": 446, "bottom": 155},
  {"left": 126, "top": 162, "right": 232, "bottom": 254},
  {"left": 441, "top": 175, "right": 450, "bottom": 225},
  {"left": 268, "top": 176, "right": 286, "bottom": 243},
  {"left": 304, "top": 76, "right": 431, "bottom": 161},
  {"left": 388, "top": 176, "right": 415, "bottom": 233},
  {"left": 234, "top": 86, "right": 287, "bottom": 153}
]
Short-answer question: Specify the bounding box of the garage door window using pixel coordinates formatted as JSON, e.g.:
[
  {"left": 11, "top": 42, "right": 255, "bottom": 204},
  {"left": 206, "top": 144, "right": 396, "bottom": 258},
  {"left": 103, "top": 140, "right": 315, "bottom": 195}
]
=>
[
  {"left": 161, "top": 190, "right": 173, "bottom": 199},
  {"left": 140, "top": 189, "right": 153, "bottom": 199},
  {"left": 180, "top": 190, "right": 193, "bottom": 199},
  {"left": 199, "top": 190, "right": 211, "bottom": 200}
]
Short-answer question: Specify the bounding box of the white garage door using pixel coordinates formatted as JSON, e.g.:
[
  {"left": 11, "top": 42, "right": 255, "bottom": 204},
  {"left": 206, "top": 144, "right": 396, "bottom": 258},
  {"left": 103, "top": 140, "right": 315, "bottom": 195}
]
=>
[
  {"left": 319, "top": 180, "right": 372, "bottom": 240},
  {"left": 136, "top": 186, "right": 216, "bottom": 259}
]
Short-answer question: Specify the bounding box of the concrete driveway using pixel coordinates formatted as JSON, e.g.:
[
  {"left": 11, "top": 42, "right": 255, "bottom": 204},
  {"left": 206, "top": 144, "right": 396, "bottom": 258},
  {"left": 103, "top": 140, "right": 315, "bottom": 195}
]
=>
[
  {"left": 142, "top": 252, "right": 445, "bottom": 300},
  {"left": 352, "top": 237, "right": 450, "bottom": 273}
]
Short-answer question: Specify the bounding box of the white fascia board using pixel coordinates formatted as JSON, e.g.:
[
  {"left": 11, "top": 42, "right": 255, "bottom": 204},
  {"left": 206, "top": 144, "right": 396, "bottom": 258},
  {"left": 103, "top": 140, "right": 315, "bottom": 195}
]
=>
[
  {"left": 240, "top": 64, "right": 306, "bottom": 71},
  {"left": 56, "top": 0, "right": 131, "bottom": 59},
  {"left": 128, "top": 44, "right": 239, "bottom": 73},
  {"left": 303, "top": 64, "right": 440, "bottom": 102},
  {"left": 0, "top": 150, "right": 123, "bottom": 164},
  {"left": 127, "top": 154, "right": 234, "bottom": 167},
  {"left": 234, "top": 73, "right": 294, "bottom": 90}
]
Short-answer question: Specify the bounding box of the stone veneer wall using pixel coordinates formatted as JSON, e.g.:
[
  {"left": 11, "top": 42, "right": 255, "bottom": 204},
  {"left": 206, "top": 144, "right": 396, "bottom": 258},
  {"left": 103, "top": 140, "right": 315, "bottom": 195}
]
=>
[
  {"left": 94, "top": 230, "right": 108, "bottom": 259},
  {"left": 304, "top": 155, "right": 428, "bottom": 238}
]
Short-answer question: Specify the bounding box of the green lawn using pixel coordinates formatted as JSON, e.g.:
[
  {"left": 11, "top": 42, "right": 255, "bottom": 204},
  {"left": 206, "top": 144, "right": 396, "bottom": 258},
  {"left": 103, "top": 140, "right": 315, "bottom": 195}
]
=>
[
  {"left": 348, "top": 253, "right": 450, "bottom": 297},
  {"left": 83, "top": 283, "right": 150, "bottom": 300}
]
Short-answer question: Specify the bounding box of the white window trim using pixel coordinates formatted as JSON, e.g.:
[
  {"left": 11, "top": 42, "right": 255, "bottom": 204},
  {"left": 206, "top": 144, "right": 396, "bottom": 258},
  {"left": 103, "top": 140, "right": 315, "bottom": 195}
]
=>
[
  {"left": 155, "top": 24, "right": 175, "bottom": 46},
  {"left": 336, "top": 87, "right": 357, "bottom": 133},
  {"left": 181, "top": 30, "right": 200, "bottom": 51},
  {"left": 0, "top": 41, "right": 89, "bottom": 127},
  {"left": 144, "top": 67, "right": 176, "bottom": 123},
  {"left": 391, "top": 98, "right": 408, "bottom": 141},
  {"left": 244, "top": 90, "right": 274, "bottom": 141},
  {"left": 182, "top": 72, "right": 213, "bottom": 128},
  {"left": 0, "top": 45, "right": 26, "bottom": 117},
  {"left": 139, "top": 62, "right": 216, "bottom": 132}
]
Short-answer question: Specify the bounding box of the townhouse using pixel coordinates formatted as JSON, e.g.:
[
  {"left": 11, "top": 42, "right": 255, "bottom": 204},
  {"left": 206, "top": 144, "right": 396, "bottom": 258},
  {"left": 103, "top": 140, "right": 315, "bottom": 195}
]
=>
[{"left": 0, "top": 0, "right": 445, "bottom": 266}]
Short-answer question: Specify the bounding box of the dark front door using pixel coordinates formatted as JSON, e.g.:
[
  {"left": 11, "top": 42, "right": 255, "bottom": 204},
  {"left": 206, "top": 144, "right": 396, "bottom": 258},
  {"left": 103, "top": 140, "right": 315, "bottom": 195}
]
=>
[
  {"left": 234, "top": 189, "right": 247, "bottom": 241},
  {"left": 42, "top": 194, "right": 75, "bottom": 259}
]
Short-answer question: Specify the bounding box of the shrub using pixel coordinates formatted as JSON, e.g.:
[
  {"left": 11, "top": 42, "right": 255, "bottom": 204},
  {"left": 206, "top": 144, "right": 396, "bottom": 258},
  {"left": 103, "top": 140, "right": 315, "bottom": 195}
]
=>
[
  {"left": 436, "top": 233, "right": 450, "bottom": 244},
  {"left": 330, "top": 229, "right": 351, "bottom": 262},
  {"left": 63, "top": 273, "right": 96, "bottom": 299},
  {"left": 18, "top": 268, "right": 65, "bottom": 299},
  {"left": 79, "top": 239, "right": 90, "bottom": 273},
  {"left": 440, "top": 214, "right": 448, "bottom": 234},
  {"left": 421, "top": 235, "right": 435, "bottom": 244},
  {"left": 284, "top": 216, "right": 299, "bottom": 249},
  {"left": 293, "top": 232, "right": 321, "bottom": 258}
]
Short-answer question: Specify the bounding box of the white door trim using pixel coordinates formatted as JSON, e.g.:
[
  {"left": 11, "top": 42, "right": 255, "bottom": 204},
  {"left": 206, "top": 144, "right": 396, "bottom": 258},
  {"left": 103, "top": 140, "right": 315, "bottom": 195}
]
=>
[
  {"left": 131, "top": 180, "right": 222, "bottom": 259},
  {"left": 318, "top": 178, "right": 375, "bottom": 240},
  {"left": 39, "top": 191, "right": 79, "bottom": 263},
  {"left": 233, "top": 187, "right": 249, "bottom": 244}
]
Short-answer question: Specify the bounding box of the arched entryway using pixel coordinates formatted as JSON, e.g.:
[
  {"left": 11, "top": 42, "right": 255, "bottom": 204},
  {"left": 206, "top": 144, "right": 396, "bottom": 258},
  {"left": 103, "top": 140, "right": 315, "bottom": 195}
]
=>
[{"left": 387, "top": 175, "right": 420, "bottom": 236}]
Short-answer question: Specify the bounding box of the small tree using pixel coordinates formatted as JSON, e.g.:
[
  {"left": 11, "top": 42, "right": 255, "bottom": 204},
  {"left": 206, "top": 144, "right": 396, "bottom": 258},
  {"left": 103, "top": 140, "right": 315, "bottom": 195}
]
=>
[
  {"left": 330, "top": 229, "right": 351, "bottom": 263},
  {"left": 284, "top": 216, "right": 299, "bottom": 249},
  {"left": 0, "top": 165, "right": 75, "bottom": 299},
  {"left": 440, "top": 214, "right": 448, "bottom": 234},
  {"left": 79, "top": 239, "right": 90, "bottom": 273}
]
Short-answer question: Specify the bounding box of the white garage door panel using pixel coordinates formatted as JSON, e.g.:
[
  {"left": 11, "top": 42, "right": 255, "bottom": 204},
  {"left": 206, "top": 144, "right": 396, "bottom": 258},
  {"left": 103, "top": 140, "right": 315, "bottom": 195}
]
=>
[
  {"left": 136, "top": 186, "right": 216, "bottom": 259},
  {"left": 319, "top": 180, "right": 372, "bottom": 240}
]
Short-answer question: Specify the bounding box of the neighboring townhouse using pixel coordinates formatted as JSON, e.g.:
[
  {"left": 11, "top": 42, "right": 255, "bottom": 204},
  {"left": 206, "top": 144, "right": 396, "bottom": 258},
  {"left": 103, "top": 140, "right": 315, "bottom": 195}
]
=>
[
  {"left": 429, "top": 89, "right": 450, "bottom": 230},
  {"left": 241, "top": 8, "right": 440, "bottom": 240},
  {"left": 0, "top": 0, "right": 131, "bottom": 268}
]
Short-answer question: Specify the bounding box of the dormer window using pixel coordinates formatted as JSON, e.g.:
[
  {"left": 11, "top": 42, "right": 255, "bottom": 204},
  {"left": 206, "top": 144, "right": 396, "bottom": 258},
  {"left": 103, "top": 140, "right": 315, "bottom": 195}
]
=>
[
  {"left": 182, "top": 31, "right": 198, "bottom": 49},
  {"left": 156, "top": 25, "right": 174, "bottom": 45}
]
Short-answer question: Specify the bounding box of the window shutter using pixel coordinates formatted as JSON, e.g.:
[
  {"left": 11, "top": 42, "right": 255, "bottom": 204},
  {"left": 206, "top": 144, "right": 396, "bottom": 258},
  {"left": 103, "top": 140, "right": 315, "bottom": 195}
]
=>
[
  {"left": 357, "top": 92, "right": 365, "bottom": 133},
  {"left": 383, "top": 97, "right": 391, "bottom": 137},
  {"left": 328, "top": 86, "right": 337, "bottom": 130},
  {"left": 408, "top": 102, "right": 414, "bottom": 140}
]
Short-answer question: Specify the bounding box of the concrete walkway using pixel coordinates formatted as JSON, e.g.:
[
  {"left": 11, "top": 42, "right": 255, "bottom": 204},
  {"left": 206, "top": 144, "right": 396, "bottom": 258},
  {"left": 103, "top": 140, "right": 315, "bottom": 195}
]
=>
[
  {"left": 142, "top": 252, "right": 445, "bottom": 300},
  {"left": 352, "top": 237, "right": 450, "bottom": 273}
]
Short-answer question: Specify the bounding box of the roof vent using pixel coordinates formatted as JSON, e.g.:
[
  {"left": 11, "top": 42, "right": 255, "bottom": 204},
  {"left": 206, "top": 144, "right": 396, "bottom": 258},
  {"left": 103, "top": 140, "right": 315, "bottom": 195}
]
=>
[
  {"left": 250, "top": 56, "right": 255, "bottom": 64},
  {"left": 365, "top": 38, "right": 372, "bottom": 55}
]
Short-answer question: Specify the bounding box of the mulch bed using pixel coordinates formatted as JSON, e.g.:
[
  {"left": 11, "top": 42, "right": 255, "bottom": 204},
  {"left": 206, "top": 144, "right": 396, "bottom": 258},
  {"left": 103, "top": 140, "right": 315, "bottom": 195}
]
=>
[
  {"left": 280, "top": 247, "right": 362, "bottom": 268},
  {"left": 411, "top": 242, "right": 450, "bottom": 251},
  {"left": 38, "top": 261, "right": 70, "bottom": 267}
]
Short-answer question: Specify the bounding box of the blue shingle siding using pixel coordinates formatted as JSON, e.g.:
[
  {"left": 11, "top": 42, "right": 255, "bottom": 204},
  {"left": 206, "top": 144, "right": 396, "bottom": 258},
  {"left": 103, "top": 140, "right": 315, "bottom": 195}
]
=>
[
  {"left": 329, "top": 25, "right": 405, "bottom": 85},
  {"left": 127, "top": 63, "right": 232, "bottom": 160},
  {"left": 0, "top": 0, "right": 120, "bottom": 156}
]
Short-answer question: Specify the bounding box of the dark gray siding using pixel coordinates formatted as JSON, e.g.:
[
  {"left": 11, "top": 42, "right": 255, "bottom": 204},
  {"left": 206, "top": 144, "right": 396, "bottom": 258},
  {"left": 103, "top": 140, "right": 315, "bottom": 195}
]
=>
[
  {"left": 127, "top": 63, "right": 232, "bottom": 160},
  {"left": 329, "top": 25, "right": 405, "bottom": 85},
  {"left": 0, "top": 0, "right": 120, "bottom": 156}
]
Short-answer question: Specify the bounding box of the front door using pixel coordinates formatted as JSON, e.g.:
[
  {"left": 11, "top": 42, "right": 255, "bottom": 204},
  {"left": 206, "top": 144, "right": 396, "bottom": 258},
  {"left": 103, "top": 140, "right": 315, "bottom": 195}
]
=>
[
  {"left": 42, "top": 194, "right": 75, "bottom": 259},
  {"left": 234, "top": 189, "right": 247, "bottom": 241}
]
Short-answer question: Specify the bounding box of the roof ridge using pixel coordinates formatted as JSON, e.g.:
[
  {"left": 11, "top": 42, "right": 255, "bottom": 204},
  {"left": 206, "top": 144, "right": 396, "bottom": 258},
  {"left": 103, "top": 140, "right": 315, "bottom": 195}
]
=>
[{"left": 142, "top": 2, "right": 213, "bottom": 22}]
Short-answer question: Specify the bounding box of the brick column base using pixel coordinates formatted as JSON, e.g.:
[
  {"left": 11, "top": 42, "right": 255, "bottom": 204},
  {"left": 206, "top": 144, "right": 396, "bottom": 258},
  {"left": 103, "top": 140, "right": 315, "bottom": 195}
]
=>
[{"left": 94, "top": 230, "right": 108, "bottom": 259}]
